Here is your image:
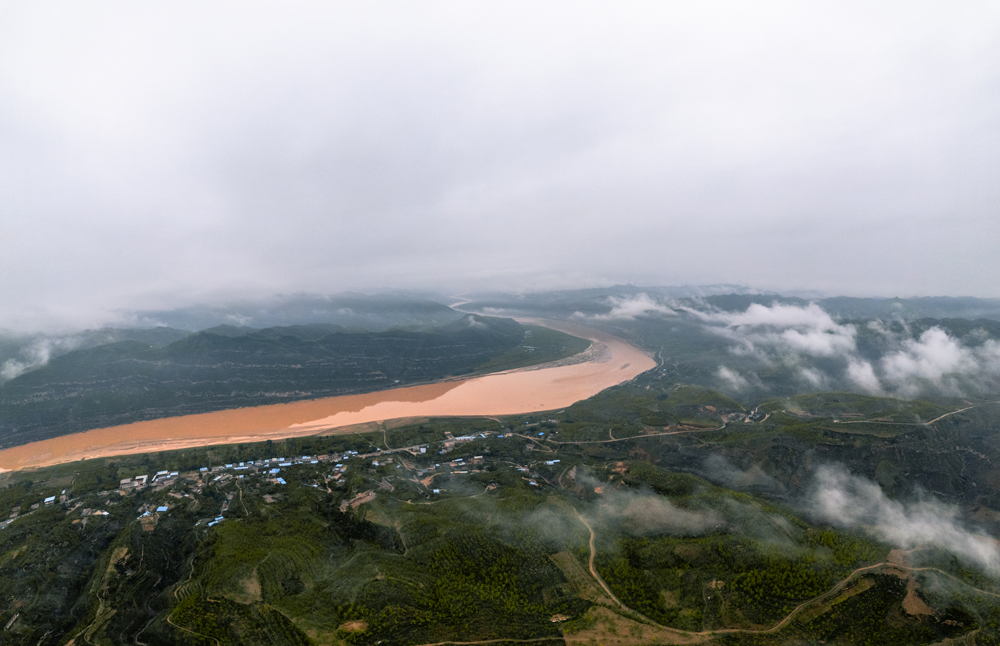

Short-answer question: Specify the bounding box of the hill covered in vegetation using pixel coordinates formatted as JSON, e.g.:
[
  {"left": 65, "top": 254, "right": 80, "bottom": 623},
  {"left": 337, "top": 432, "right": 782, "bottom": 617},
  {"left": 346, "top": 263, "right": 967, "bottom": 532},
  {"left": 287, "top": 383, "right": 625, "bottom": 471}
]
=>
[{"left": 0, "top": 294, "right": 466, "bottom": 384}]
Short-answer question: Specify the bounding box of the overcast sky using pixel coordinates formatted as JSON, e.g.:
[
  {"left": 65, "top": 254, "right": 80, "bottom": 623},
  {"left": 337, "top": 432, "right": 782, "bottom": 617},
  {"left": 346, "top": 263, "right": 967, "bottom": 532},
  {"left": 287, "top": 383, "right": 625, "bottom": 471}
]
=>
[{"left": 2, "top": 2, "right": 999, "bottom": 331}]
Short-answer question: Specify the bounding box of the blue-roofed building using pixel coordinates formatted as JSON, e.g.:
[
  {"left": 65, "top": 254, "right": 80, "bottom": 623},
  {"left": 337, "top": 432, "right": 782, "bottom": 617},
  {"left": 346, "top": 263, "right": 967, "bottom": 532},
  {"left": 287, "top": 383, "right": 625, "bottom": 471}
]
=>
[{"left": 156, "top": 506, "right": 169, "bottom": 512}]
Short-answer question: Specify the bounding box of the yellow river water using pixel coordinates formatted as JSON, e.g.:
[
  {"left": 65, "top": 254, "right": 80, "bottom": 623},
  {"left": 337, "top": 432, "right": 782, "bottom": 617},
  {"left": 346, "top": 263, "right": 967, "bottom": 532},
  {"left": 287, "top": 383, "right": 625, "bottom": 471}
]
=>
[{"left": 0, "top": 319, "right": 654, "bottom": 472}]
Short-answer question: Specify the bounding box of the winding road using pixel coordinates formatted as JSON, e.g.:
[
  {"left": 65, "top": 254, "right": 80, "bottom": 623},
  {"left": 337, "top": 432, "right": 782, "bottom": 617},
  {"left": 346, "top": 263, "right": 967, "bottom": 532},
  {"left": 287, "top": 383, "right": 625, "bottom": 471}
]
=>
[{"left": 567, "top": 514, "right": 998, "bottom": 643}]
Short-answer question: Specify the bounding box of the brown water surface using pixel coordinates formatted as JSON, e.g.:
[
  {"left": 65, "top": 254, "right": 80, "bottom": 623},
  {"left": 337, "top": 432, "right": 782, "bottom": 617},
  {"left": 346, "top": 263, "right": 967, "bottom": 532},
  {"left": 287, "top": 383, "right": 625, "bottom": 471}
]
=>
[{"left": 0, "top": 319, "right": 653, "bottom": 472}]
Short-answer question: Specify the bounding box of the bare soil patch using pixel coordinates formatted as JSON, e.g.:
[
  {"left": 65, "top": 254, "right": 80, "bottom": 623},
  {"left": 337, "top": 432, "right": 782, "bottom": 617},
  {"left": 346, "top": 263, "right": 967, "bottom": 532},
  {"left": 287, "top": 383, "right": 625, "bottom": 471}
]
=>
[
  {"left": 902, "top": 578, "right": 934, "bottom": 617},
  {"left": 888, "top": 549, "right": 910, "bottom": 566},
  {"left": 339, "top": 620, "right": 368, "bottom": 633},
  {"left": 227, "top": 570, "right": 262, "bottom": 605},
  {"left": 562, "top": 606, "right": 707, "bottom": 645},
  {"left": 550, "top": 551, "right": 603, "bottom": 603},
  {"left": 105, "top": 547, "right": 128, "bottom": 575},
  {"left": 797, "top": 577, "right": 874, "bottom": 623},
  {"left": 972, "top": 506, "right": 1000, "bottom": 523}
]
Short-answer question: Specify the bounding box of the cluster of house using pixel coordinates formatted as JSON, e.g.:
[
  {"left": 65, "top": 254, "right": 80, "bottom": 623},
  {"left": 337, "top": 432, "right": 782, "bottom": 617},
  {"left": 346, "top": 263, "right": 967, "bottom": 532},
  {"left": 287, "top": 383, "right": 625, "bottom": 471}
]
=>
[
  {"left": 0, "top": 510, "right": 18, "bottom": 530},
  {"left": 197, "top": 453, "right": 368, "bottom": 487},
  {"left": 110, "top": 443, "right": 438, "bottom": 515},
  {"left": 423, "top": 455, "right": 485, "bottom": 475},
  {"left": 1, "top": 430, "right": 566, "bottom": 533},
  {"left": 439, "top": 431, "right": 492, "bottom": 454},
  {"left": 119, "top": 470, "right": 180, "bottom": 491},
  {"left": 0, "top": 489, "right": 72, "bottom": 530},
  {"left": 187, "top": 444, "right": 432, "bottom": 481},
  {"left": 112, "top": 431, "right": 513, "bottom": 498},
  {"left": 136, "top": 504, "right": 170, "bottom": 523}
]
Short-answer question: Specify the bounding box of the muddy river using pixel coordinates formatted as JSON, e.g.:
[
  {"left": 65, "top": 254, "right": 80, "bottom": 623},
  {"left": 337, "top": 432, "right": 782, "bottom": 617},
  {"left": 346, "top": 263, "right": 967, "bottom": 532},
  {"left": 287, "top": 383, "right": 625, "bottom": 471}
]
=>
[{"left": 0, "top": 319, "right": 654, "bottom": 472}]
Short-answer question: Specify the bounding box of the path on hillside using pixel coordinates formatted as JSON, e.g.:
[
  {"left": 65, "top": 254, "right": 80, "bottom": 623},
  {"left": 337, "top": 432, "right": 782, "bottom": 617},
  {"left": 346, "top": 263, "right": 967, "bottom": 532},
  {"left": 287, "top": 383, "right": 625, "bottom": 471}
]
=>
[
  {"left": 832, "top": 401, "right": 1000, "bottom": 427},
  {"left": 568, "top": 508, "right": 998, "bottom": 642},
  {"left": 414, "top": 639, "right": 563, "bottom": 646},
  {"left": 573, "top": 510, "right": 627, "bottom": 610},
  {"left": 547, "top": 423, "right": 727, "bottom": 445}
]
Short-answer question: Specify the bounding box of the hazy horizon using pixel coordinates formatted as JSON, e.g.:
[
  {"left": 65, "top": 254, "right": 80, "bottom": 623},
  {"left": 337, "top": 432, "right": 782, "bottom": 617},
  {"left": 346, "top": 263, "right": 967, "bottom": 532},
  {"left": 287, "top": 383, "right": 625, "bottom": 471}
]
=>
[
  {"left": 3, "top": 2, "right": 999, "bottom": 331},
  {"left": 4, "top": 284, "right": 1000, "bottom": 338}
]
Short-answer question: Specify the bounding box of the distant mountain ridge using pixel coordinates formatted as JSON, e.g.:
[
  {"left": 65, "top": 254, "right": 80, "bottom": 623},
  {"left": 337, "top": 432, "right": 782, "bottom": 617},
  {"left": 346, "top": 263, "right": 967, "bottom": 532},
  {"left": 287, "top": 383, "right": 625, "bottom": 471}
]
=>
[
  {"left": 0, "top": 326, "right": 192, "bottom": 382},
  {"left": 464, "top": 285, "right": 1000, "bottom": 321},
  {"left": 128, "top": 293, "right": 464, "bottom": 331},
  {"left": 0, "top": 294, "right": 464, "bottom": 383}
]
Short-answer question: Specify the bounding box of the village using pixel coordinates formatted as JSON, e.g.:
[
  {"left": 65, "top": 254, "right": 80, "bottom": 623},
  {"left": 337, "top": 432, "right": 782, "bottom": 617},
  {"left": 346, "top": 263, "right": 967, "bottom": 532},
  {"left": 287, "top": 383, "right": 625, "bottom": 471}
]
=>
[{"left": 0, "top": 426, "right": 563, "bottom": 534}]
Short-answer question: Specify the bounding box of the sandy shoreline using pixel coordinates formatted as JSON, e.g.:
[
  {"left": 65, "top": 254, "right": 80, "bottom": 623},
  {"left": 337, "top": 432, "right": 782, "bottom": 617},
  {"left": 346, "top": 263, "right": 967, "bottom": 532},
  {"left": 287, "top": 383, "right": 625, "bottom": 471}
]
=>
[{"left": 0, "top": 319, "right": 654, "bottom": 472}]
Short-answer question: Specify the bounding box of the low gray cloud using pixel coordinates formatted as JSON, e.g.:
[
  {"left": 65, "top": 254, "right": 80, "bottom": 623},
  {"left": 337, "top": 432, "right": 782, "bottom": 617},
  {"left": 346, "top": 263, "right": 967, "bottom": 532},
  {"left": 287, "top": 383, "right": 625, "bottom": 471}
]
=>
[
  {"left": 703, "top": 454, "right": 784, "bottom": 493},
  {"left": 0, "top": 335, "right": 86, "bottom": 381},
  {"left": 716, "top": 366, "right": 752, "bottom": 392},
  {"left": 592, "top": 489, "right": 721, "bottom": 536},
  {"left": 846, "top": 358, "right": 884, "bottom": 394},
  {"left": 576, "top": 293, "right": 678, "bottom": 321},
  {"left": 880, "top": 327, "right": 1000, "bottom": 398},
  {"left": 705, "top": 302, "right": 1000, "bottom": 398},
  {"left": 699, "top": 302, "right": 860, "bottom": 360},
  {"left": 809, "top": 465, "right": 1000, "bottom": 576},
  {"left": 566, "top": 468, "right": 721, "bottom": 536}
]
